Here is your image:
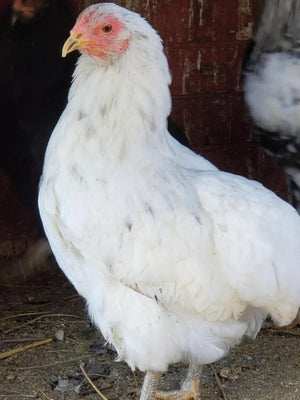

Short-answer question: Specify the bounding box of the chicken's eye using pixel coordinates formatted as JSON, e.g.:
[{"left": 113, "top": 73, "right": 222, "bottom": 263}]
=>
[{"left": 102, "top": 24, "right": 112, "bottom": 33}]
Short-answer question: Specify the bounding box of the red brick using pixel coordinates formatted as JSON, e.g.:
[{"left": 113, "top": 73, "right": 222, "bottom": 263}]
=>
[
  {"left": 171, "top": 94, "right": 253, "bottom": 146},
  {"left": 167, "top": 42, "right": 247, "bottom": 95}
]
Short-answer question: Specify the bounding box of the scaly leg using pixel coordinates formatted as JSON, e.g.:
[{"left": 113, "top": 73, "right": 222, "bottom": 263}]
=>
[
  {"left": 155, "top": 363, "right": 202, "bottom": 400},
  {"left": 140, "top": 370, "right": 162, "bottom": 400}
]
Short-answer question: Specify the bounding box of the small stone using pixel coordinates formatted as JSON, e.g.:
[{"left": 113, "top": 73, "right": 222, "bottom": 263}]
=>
[
  {"left": 6, "top": 372, "right": 16, "bottom": 380},
  {"left": 219, "top": 366, "right": 242, "bottom": 380},
  {"left": 55, "top": 329, "right": 65, "bottom": 342}
]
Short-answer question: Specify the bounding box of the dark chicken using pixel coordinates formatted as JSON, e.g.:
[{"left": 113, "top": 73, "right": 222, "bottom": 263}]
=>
[{"left": 0, "top": 0, "right": 76, "bottom": 219}]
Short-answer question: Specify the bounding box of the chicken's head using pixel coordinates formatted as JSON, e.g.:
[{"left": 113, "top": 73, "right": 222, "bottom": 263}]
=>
[{"left": 62, "top": 4, "right": 131, "bottom": 60}]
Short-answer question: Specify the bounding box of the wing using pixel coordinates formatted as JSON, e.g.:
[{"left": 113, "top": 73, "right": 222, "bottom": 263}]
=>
[
  {"left": 115, "top": 169, "right": 300, "bottom": 327},
  {"left": 193, "top": 171, "right": 300, "bottom": 325}
]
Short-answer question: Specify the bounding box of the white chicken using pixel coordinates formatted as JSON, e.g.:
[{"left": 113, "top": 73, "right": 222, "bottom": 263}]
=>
[
  {"left": 39, "top": 3, "right": 300, "bottom": 400},
  {"left": 243, "top": 0, "right": 300, "bottom": 212}
]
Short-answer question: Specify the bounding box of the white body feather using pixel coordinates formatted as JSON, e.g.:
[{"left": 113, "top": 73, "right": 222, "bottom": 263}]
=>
[{"left": 39, "top": 3, "right": 300, "bottom": 372}]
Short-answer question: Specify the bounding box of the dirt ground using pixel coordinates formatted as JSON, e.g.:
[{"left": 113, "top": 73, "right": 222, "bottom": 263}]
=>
[{"left": 1, "top": 267, "right": 300, "bottom": 400}]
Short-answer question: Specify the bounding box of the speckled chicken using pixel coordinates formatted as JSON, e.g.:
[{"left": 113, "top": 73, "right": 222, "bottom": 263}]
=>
[
  {"left": 39, "top": 3, "right": 300, "bottom": 399},
  {"left": 244, "top": 0, "right": 300, "bottom": 212}
]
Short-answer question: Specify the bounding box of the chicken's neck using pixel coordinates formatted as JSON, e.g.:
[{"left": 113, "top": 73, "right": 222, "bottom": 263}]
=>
[{"left": 67, "top": 53, "right": 172, "bottom": 163}]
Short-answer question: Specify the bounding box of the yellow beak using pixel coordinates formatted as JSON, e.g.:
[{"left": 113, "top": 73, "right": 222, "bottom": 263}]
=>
[{"left": 62, "top": 34, "right": 82, "bottom": 58}]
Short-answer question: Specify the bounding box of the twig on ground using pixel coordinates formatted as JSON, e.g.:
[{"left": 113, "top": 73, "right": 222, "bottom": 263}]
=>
[
  {"left": 267, "top": 329, "right": 300, "bottom": 337},
  {"left": 16, "top": 354, "right": 94, "bottom": 370},
  {"left": 80, "top": 363, "right": 109, "bottom": 400},
  {"left": 0, "top": 337, "right": 49, "bottom": 343},
  {"left": 0, "top": 338, "right": 53, "bottom": 360},
  {"left": 0, "top": 311, "right": 49, "bottom": 322},
  {"left": 0, "top": 395, "right": 37, "bottom": 398},
  {"left": 3, "top": 313, "right": 86, "bottom": 334},
  {"left": 33, "top": 386, "right": 56, "bottom": 400},
  {"left": 210, "top": 365, "right": 230, "bottom": 400}
]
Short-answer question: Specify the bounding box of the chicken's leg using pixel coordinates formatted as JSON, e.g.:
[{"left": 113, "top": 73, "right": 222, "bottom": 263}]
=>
[
  {"left": 140, "top": 370, "right": 162, "bottom": 400},
  {"left": 155, "top": 363, "right": 202, "bottom": 400}
]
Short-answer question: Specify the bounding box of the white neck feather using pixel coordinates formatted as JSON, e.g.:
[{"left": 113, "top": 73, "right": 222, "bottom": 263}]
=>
[{"left": 66, "top": 41, "right": 172, "bottom": 162}]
